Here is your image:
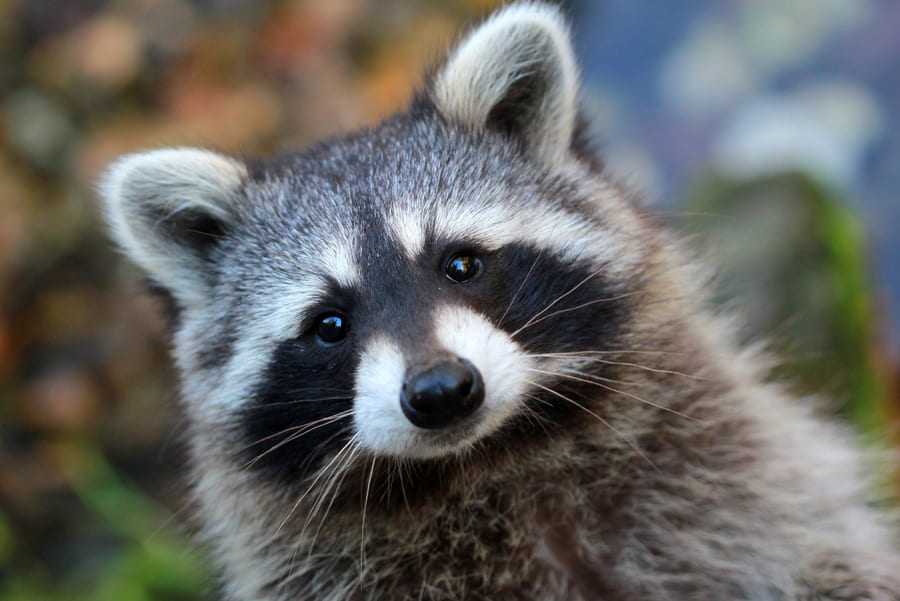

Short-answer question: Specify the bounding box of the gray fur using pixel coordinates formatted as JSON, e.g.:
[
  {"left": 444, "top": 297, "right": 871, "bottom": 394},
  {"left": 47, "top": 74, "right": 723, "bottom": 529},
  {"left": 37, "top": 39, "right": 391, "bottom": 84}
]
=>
[{"left": 100, "top": 3, "right": 900, "bottom": 600}]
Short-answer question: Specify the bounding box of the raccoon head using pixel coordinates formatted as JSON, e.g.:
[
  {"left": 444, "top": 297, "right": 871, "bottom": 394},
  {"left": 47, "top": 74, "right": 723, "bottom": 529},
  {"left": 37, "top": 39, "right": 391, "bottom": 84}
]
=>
[{"left": 101, "top": 3, "right": 649, "bottom": 494}]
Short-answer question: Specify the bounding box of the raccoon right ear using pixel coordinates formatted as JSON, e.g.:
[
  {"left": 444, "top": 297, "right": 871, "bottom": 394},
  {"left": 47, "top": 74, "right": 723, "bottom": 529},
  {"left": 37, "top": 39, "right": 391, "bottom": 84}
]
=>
[
  {"left": 431, "top": 2, "right": 578, "bottom": 168},
  {"left": 100, "top": 148, "right": 246, "bottom": 307}
]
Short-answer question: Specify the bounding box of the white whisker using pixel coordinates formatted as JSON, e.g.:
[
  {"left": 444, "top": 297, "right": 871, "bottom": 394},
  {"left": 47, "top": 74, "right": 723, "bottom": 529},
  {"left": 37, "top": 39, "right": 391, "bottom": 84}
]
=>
[
  {"left": 240, "top": 409, "right": 354, "bottom": 470},
  {"left": 531, "top": 353, "right": 708, "bottom": 381},
  {"left": 526, "top": 380, "right": 659, "bottom": 472},
  {"left": 360, "top": 455, "right": 377, "bottom": 580},
  {"left": 510, "top": 263, "right": 610, "bottom": 338},
  {"left": 513, "top": 291, "right": 636, "bottom": 337},
  {"left": 527, "top": 367, "right": 704, "bottom": 423}
]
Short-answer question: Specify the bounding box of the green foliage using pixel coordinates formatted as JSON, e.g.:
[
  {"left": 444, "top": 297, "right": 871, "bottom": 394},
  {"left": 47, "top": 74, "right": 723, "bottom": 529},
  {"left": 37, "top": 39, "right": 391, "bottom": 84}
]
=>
[
  {"left": 0, "top": 443, "right": 209, "bottom": 601},
  {"left": 686, "top": 171, "right": 891, "bottom": 440}
]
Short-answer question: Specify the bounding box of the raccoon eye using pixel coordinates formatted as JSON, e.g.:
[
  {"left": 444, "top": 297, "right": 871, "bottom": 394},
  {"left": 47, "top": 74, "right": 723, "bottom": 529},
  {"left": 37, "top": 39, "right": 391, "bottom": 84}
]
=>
[
  {"left": 446, "top": 254, "right": 481, "bottom": 283},
  {"left": 315, "top": 313, "right": 347, "bottom": 344}
]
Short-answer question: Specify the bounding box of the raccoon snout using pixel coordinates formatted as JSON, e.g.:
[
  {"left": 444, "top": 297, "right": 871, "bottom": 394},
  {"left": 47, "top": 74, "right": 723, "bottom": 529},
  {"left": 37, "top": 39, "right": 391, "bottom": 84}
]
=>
[{"left": 400, "top": 358, "right": 484, "bottom": 429}]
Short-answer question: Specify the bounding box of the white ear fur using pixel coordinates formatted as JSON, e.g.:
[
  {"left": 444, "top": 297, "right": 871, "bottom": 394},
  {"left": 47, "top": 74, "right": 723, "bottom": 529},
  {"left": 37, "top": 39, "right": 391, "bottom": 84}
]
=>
[
  {"left": 433, "top": 2, "right": 579, "bottom": 168},
  {"left": 100, "top": 147, "right": 247, "bottom": 307}
]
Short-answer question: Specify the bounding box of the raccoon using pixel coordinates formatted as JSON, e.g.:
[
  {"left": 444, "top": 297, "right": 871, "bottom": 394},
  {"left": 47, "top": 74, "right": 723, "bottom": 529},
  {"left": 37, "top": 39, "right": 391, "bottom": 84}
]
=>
[{"left": 99, "top": 3, "right": 900, "bottom": 600}]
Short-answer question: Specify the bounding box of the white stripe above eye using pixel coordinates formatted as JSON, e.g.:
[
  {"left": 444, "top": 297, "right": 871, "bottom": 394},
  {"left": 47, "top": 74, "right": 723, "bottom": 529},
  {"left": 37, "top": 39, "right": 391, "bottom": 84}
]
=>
[
  {"left": 387, "top": 205, "right": 428, "bottom": 263},
  {"left": 317, "top": 234, "right": 360, "bottom": 288},
  {"left": 388, "top": 200, "right": 616, "bottom": 266}
]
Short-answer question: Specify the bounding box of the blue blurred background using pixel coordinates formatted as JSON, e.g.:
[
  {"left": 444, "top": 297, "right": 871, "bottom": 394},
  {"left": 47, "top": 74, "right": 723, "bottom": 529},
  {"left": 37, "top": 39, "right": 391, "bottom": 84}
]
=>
[{"left": 572, "top": 0, "right": 900, "bottom": 341}]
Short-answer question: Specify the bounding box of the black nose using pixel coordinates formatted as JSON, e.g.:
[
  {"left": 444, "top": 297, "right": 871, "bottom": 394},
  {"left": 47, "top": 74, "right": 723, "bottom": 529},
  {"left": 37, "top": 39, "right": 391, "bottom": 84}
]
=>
[{"left": 400, "top": 358, "right": 484, "bottom": 429}]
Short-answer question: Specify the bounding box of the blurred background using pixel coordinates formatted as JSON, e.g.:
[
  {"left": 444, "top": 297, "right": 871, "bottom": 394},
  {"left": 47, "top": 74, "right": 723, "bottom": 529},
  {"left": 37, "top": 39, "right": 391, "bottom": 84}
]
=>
[{"left": 0, "top": 0, "right": 897, "bottom": 599}]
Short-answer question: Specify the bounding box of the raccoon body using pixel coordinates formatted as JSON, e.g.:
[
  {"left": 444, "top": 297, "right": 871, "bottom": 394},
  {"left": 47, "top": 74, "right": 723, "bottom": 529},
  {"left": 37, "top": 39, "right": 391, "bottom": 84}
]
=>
[{"left": 100, "top": 3, "right": 900, "bottom": 600}]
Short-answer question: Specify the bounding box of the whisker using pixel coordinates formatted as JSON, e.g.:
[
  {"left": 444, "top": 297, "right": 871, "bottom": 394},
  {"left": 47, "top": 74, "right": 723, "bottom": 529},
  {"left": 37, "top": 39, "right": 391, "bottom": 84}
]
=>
[
  {"left": 283, "top": 436, "right": 361, "bottom": 580},
  {"left": 526, "top": 380, "right": 659, "bottom": 472},
  {"left": 274, "top": 434, "right": 359, "bottom": 541},
  {"left": 530, "top": 349, "right": 690, "bottom": 357},
  {"left": 499, "top": 248, "right": 544, "bottom": 327},
  {"left": 253, "top": 394, "right": 354, "bottom": 408},
  {"left": 531, "top": 353, "right": 707, "bottom": 381},
  {"left": 510, "top": 263, "right": 610, "bottom": 338},
  {"left": 514, "top": 291, "right": 636, "bottom": 337},
  {"left": 360, "top": 455, "right": 377, "bottom": 579},
  {"left": 241, "top": 409, "right": 353, "bottom": 470},
  {"left": 499, "top": 204, "right": 577, "bottom": 328},
  {"left": 237, "top": 406, "right": 353, "bottom": 453},
  {"left": 302, "top": 439, "right": 361, "bottom": 557},
  {"left": 398, "top": 459, "right": 412, "bottom": 516},
  {"left": 520, "top": 396, "right": 555, "bottom": 436},
  {"left": 527, "top": 367, "right": 702, "bottom": 423}
]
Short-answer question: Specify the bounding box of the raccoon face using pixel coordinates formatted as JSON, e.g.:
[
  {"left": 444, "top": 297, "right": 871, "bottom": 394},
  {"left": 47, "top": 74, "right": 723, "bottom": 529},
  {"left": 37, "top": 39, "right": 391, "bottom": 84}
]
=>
[{"left": 101, "top": 4, "right": 642, "bottom": 484}]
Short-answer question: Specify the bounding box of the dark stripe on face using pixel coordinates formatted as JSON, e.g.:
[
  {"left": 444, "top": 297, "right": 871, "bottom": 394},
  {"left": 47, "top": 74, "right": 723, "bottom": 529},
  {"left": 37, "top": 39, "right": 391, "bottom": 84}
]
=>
[
  {"left": 444, "top": 242, "right": 628, "bottom": 355},
  {"left": 236, "top": 287, "right": 357, "bottom": 482}
]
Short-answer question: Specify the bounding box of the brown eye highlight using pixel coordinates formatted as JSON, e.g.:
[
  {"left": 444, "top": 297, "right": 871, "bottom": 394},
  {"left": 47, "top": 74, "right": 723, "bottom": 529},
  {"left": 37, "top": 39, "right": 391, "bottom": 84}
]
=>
[{"left": 445, "top": 254, "right": 482, "bottom": 283}]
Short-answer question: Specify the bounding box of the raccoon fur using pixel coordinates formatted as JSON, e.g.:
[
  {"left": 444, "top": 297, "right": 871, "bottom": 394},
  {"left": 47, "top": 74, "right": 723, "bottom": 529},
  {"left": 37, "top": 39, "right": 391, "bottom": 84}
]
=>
[{"left": 99, "top": 3, "right": 900, "bottom": 600}]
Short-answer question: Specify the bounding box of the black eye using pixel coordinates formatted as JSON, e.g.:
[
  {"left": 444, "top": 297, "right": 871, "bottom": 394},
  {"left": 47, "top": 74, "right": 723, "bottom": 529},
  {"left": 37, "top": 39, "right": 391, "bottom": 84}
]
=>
[
  {"left": 315, "top": 313, "right": 347, "bottom": 343},
  {"left": 445, "top": 254, "right": 481, "bottom": 283}
]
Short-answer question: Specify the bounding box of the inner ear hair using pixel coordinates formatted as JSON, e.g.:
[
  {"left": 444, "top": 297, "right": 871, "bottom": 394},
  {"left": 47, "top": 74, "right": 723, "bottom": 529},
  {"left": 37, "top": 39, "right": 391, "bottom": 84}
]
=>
[
  {"left": 431, "top": 2, "right": 579, "bottom": 168},
  {"left": 100, "top": 147, "right": 246, "bottom": 306},
  {"left": 163, "top": 207, "right": 230, "bottom": 257},
  {"left": 485, "top": 60, "right": 553, "bottom": 139}
]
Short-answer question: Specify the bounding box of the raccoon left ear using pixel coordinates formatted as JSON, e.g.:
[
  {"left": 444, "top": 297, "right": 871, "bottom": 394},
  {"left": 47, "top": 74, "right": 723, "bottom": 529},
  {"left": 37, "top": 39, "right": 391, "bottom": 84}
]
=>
[
  {"left": 99, "top": 148, "right": 246, "bottom": 308},
  {"left": 432, "top": 2, "right": 578, "bottom": 168}
]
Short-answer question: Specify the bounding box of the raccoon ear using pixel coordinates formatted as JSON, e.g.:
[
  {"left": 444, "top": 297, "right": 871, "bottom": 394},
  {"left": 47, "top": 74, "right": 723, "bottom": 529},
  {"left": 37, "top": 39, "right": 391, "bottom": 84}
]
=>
[
  {"left": 432, "top": 2, "right": 578, "bottom": 168},
  {"left": 100, "top": 148, "right": 246, "bottom": 307}
]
